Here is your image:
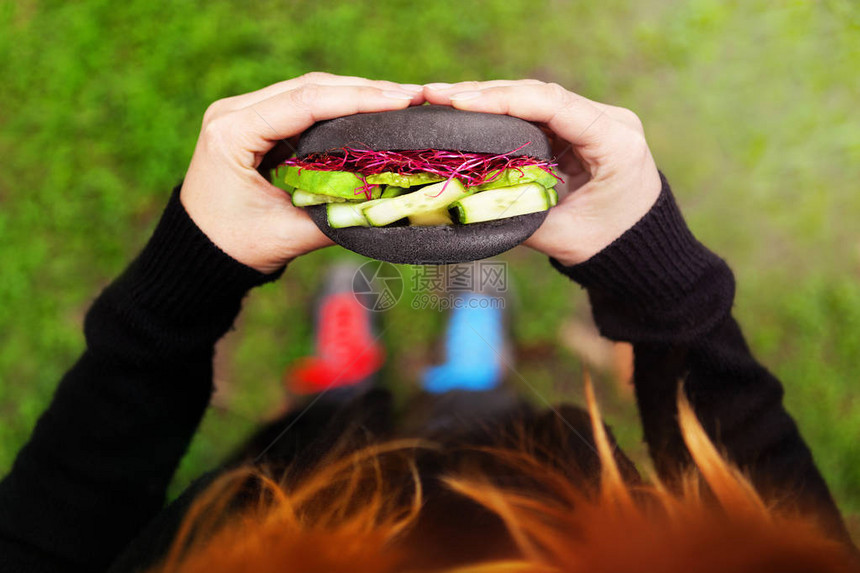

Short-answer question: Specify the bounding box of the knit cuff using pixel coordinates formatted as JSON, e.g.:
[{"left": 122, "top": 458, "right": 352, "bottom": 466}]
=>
[
  {"left": 120, "top": 186, "right": 283, "bottom": 319},
  {"left": 550, "top": 174, "right": 735, "bottom": 343},
  {"left": 551, "top": 174, "right": 717, "bottom": 310},
  {"left": 84, "top": 186, "right": 287, "bottom": 363}
]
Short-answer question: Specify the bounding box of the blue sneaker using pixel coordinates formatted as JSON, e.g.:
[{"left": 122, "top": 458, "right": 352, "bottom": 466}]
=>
[{"left": 422, "top": 291, "right": 509, "bottom": 393}]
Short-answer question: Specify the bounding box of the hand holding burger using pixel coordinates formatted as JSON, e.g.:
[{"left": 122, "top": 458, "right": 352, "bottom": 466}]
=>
[
  {"left": 180, "top": 73, "right": 423, "bottom": 274},
  {"left": 424, "top": 80, "right": 662, "bottom": 267},
  {"left": 181, "top": 74, "right": 660, "bottom": 273}
]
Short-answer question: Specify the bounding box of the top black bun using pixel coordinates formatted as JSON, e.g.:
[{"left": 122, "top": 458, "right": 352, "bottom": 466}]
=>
[{"left": 297, "top": 105, "right": 553, "bottom": 265}]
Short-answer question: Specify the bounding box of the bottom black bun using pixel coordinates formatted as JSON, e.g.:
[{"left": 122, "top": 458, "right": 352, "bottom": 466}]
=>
[{"left": 307, "top": 206, "right": 547, "bottom": 265}]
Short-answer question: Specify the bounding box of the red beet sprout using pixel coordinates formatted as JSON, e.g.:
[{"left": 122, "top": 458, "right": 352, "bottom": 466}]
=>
[{"left": 282, "top": 144, "right": 561, "bottom": 199}]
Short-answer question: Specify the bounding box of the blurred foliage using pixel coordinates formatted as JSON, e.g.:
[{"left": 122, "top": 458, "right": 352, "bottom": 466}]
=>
[{"left": 0, "top": 0, "right": 858, "bottom": 535}]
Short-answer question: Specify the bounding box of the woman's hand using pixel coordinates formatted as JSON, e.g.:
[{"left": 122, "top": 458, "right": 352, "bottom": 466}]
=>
[
  {"left": 181, "top": 73, "right": 423, "bottom": 274},
  {"left": 424, "top": 80, "right": 661, "bottom": 266}
]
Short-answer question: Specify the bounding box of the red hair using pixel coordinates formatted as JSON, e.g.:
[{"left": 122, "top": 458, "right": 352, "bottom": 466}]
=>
[{"left": 151, "top": 381, "right": 857, "bottom": 573}]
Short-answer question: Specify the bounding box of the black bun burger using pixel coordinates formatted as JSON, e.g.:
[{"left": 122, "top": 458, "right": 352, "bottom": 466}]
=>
[{"left": 272, "top": 105, "right": 560, "bottom": 265}]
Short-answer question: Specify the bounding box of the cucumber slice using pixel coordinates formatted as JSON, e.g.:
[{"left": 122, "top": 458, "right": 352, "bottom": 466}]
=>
[
  {"left": 327, "top": 195, "right": 407, "bottom": 228},
  {"left": 545, "top": 186, "right": 559, "bottom": 207},
  {"left": 327, "top": 202, "right": 376, "bottom": 228},
  {"left": 363, "top": 179, "right": 470, "bottom": 227},
  {"left": 408, "top": 208, "right": 454, "bottom": 226},
  {"left": 292, "top": 189, "right": 354, "bottom": 207},
  {"left": 451, "top": 183, "right": 550, "bottom": 224}
]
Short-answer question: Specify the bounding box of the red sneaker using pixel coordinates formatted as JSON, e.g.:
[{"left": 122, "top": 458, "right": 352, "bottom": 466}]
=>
[{"left": 288, "top": 265, "right": 385, "bottom": 395}]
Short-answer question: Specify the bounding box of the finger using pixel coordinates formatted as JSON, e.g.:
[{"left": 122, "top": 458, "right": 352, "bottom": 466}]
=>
[
  {"left": 443, "top": 83, "right": 612, "bottom": 149},
  {"left": 427, "top": 81, "right": 638, "bottom": 140},
  {"left": 425, "top": 79, "right": 640, "bottom": 131},
  {"left": 237, "top": 84, "right": 419, "bottom": 152},
  {"left": 423, "top": 79, "right": 543, "bottom": 103},
  {"left": 588, "top": 102, "right": 644, "bottom": 132},
  {"left": 522, "top": 205, "right": 573, "bottom": 253},
  {"left": 425, "top": 78, "right": 544, "bottom": 91},
  {"left": 430, "top": 80, "right": 630, "bottom": 120},
  {"left": 276, "top": 207, "right": 336, "bottom": 249},
  {"left": 221, "top": 72, "right": 423, "bottom": 111}
]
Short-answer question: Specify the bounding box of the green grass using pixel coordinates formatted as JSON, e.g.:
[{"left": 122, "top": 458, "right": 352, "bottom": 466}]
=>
[{"left": 1, "top": 0, "right": 858, "bottom": 537}]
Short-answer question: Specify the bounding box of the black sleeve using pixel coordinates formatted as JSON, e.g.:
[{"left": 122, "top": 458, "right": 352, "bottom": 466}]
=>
[
  {"left": 550, "top": 174, "right": 851, "bottom": 543},
  {"left": 0, "top": 188, "right": 283, "bottom": 573}
]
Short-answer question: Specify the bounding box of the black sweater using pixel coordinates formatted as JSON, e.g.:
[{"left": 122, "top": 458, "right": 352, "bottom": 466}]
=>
[{"left": 0, "top": 178, "right": 849, "bottom": 572}]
